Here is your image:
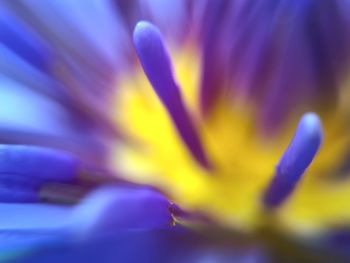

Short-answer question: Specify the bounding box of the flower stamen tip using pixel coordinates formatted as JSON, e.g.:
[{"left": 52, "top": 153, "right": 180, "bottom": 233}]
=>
[{"left": 263, "top": 112, "right": 323, "bottom": 208}]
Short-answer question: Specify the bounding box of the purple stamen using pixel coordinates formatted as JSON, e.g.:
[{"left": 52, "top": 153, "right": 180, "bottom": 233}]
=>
[
  {"left": 133, "top": 21, "right": 211, "bottom": 169},
  {"left": 263, "top": 112, "right": 323, "bottom": 208}
]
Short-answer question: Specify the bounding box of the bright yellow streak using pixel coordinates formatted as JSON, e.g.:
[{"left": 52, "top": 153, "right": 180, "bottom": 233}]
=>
[{"left": 111, "top": 44, "right": 350, "bottom": 236}]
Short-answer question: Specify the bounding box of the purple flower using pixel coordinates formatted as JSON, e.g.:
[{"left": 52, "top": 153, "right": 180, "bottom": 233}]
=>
[{"left": 1, "top": 1, "right": 350, "bottom": 262}]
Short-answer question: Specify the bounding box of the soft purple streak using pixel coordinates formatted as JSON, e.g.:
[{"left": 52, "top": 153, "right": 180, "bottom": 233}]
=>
[
  {"left": 199, "top": 0, "right": 230, "bottom": 115},
  {"left": 133, "top": 21, "right": 211, "bottom": 169},
  {"left": 263, "top": 113, "right": 323, "bottom": 208},
  {"left": 0, "top": 8, "right": 51, "bottom": 72}
]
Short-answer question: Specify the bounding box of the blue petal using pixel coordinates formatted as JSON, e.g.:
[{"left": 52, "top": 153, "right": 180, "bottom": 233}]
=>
[
  {"left": 0, "top": 76, "right": 73, "bottom": 137},
  {"left": 0, "top": 204, "right": 70, "bottom": 231},
  {"left": 0, "top": 145, "right": 80, "bottom": 202},
  {"left": 9, "top": 228, "right": 268, "bottom": 263},
  {"left": 0, "top": 204, "right": 71, "bottom": 261},
  {"left": 0, "top": 145, "right": 80, "bottom": 182},
  {"left": 0, "top": 76, "right": 108, "bottom": 165},
  {"left": 4, "top": 0, "right": 127, "bottom": 76},
  {"left": 0, "top": 7, "right": 52, "bottom": 72}
]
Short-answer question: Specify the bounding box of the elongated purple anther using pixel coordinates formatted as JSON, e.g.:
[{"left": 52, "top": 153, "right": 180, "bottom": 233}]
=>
[
  {"left": 263, "top": 113, "right": 323, "bottom": 208},
  {"left": 133, "top": 21, "right": 210, "bottom": 169}
]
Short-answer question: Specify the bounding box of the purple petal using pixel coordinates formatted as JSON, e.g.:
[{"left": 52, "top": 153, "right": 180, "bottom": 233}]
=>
[
  {"left": 0, "top": 183, "right": 38, "bottom": 202},
  {"left": 0, "top": 7, "right": 51, "bottom": 72},
  {"left": 0, "top": 145, "right": 80, "bottom": 182},
  {"left": 69, "top": 186, "right": 174, "bottom": 236},
  {"left": 138, "top": 0, "right": 188, "bottom": 42}
]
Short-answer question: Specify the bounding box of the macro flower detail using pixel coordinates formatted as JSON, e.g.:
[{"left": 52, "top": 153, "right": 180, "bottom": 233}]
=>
[
  {"left": 112, "top": 19, "right": 350, "bottom": 238},
  {"left": 2, "top": 0, "right": 350, "bottom": 262}
]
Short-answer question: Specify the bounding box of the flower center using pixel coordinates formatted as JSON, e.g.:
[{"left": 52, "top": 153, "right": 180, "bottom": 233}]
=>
[{"left": 111, "top": 22, "right": 350, "bottom": 236}]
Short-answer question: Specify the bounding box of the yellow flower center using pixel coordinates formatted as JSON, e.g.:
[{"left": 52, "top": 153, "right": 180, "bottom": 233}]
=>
[{"left": 111, "top": 43, "right": 350, "bottom": 237}]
